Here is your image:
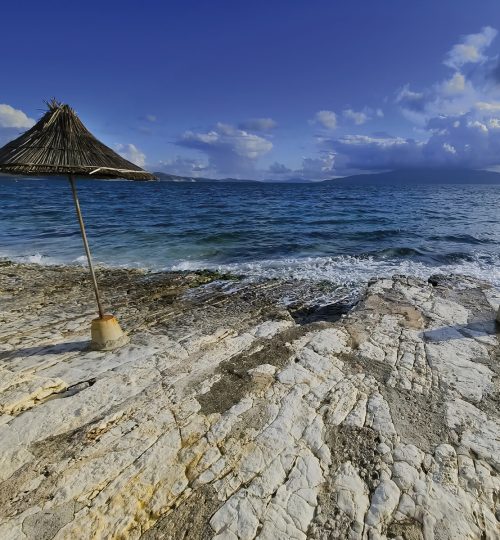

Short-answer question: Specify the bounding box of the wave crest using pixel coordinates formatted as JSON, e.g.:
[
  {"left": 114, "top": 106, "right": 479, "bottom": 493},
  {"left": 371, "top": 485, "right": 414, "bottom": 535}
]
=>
[{"left": 171, "top": 252, "right": 500, "bottom": 287}]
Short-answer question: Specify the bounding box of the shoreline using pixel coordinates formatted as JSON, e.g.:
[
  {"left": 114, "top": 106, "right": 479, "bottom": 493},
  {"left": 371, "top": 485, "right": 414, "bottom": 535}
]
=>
[
  {"left": 2, "top": 250, "right": 500, "bottom": 290},
  {"left": 0, "top": 261, "right": 499, "bottom": 538}
]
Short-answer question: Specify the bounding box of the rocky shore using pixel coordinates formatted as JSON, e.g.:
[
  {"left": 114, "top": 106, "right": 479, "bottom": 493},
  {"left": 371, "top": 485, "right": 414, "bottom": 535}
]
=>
[{"left": 0, "top": 261, "right": 499, "bottom": 539}]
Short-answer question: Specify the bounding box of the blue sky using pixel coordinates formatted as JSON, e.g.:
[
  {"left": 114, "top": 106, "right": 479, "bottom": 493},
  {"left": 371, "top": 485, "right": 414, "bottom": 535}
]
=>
[{"left": 1, "top": 0, "right": 500, "bottom": 179}]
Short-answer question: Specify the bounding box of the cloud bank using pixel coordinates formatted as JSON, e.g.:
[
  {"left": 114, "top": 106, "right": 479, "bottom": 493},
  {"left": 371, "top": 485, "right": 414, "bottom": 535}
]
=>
[
  {"left": 343, "top": 107, "right": 383, "bottom": 126},
  {"left": 312, "top": 110, "right": 337, "bottom": 130},
  {"left": 116, "top": 143, "right": 146, "bottom": 167},
  {"left": 0, "top": 104, "right": 35, "bottom": 129},
  {"left": 444, "top": 26, "right": 497, "bottom": 70},
  {"left": 176, "top": 122, "right": 273, "bottom": 177}
]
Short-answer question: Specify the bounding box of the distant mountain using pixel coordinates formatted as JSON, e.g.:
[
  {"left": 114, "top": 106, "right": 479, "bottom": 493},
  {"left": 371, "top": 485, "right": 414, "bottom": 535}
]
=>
[
  {"left": 153, "top": 172, "right": 259, "bottom": 183},
  {"left": 323, "top": 168, "right": 500, "bottom": 185},
  {"left": 154, "top": 172, "right": 317, "bottom": 183},
  {"left": 262, "top": 177, "right": 314, "bottom": 184}
]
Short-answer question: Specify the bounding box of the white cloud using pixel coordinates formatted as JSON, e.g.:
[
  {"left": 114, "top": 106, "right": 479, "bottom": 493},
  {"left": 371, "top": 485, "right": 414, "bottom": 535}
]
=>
[
  {"left": 0, "top": 104, "right": 35, "bottom": 129},
  {"left": 444, "top": 26, "right": 498, "bottom": 70},
  {"left": 395, "top": 85, "right": 428, "bottom": 125},
  {"left": 159, "top": 156, "right": 209, "bottom": 177},
  {"left": 267, "top": 153, "right": 335, "bottom": 181},
  {"left": 181, "top": 123, "right": 272, "bottom": 159},
  {"left": 440, "top": 72, "right": 467, "bottom": 95},
  {"left": 343, "top": 108, "right": 369, "bottom": 125},
  {"left": 337, "top": 134, "right": 409, "bottom": 148},
  {"left": 115, "top": 143, "right": 146, "bottom": 167},
  {"left": 268, "top": 162, "right": 291, "bottom": 174},
  {"left": 488, "top": 118, "right": 500, "bottom": 129},
  {"left": 177, "top": 122, "right": 272, "bottom": 177},
  {"left": 342, "top": 107, "right": 383, "bottom": 125},
  {"left": 145, "top": 114, "right": 157, "bottom": 123},
  {"left": 396, "top": 78, "right": 478, "bottom": 125},
  {"left": 239, "top": 118, "right": 277, "bottom": 131},
  {"left": 312, "top": 110, "right": 337, "bottom": 129},
  {"left": 300, "top": 153, "right": 335, "bottom": 177},
  {"left": 442, "top": 142, "right": 457, "bottom": 154},
  {"left": 433, "top": 76, "right": 478, "bottom": 118},
  {"left": 475, "top": 101, "right": 500, "bottom": 112},
  {"left": 396, "top": 85, "right": 425, "bottom": 106},
  {"left": 395, "top": 27, "right": 500, "bottom": 129}
]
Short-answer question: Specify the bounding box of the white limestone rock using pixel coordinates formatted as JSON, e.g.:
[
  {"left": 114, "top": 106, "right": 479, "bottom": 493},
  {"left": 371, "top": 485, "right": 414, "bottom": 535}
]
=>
[
  {"left": 365, "top": 479, "right": 401, "bottom": 529},
  {"left": 1, "top": 267, "right": 498, "bottom": 540},
  {"left": 446, "top": 399, "right": 500, "bottom": 471},
  {"left": 333, "top": 462, "right": 370, "bottom": 534}
]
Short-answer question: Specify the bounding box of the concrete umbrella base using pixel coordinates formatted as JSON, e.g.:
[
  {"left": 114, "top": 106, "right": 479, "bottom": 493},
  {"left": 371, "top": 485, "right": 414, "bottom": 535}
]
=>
[{"left": 90, "top": 315, "right": 129, "bottom": 351}]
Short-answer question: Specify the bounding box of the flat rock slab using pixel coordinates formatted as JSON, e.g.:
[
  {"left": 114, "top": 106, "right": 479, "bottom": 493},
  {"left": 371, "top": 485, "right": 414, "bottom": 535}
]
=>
[{"left": 0, "top": 262, "right": 499, "bottom": 539}]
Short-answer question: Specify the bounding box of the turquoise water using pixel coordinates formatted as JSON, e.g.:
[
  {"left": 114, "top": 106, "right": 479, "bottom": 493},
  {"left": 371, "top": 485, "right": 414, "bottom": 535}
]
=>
[{"left": 1, "top": 177, "right": 499, "bottom": 287}]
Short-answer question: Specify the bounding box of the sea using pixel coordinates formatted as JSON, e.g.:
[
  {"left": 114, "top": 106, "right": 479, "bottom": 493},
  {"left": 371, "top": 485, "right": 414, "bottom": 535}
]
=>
[{"left": 1, "top": 177, "right": 499, "bottom": 289}]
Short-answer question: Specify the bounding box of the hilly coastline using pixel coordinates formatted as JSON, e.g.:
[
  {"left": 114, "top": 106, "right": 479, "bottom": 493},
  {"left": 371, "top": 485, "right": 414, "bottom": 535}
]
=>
[
  {"left": 153, "top": 172, "right": 259, "bottom": 183},
  {"left": 323, "top": 168, "right": 500, "bottom": 185},
  {"left": 152, "top": 168, "right": 500, "bottom": 184}
]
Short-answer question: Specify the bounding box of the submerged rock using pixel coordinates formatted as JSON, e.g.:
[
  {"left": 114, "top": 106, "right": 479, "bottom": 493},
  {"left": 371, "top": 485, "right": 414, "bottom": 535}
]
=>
[{"left": 0, "top": 263, "right": 499, "bottom": 539}]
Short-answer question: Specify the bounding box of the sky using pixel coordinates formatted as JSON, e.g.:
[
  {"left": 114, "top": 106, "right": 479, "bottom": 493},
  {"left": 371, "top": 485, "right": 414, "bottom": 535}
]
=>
[{"left": 1, "top": 0, "right": 500, "bottom": 180}]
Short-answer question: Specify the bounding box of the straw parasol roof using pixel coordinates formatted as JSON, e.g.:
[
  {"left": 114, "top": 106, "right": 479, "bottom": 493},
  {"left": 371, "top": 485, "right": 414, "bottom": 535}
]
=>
[{"left": 0, "top": 100, "right": 155, "bottom": 180}]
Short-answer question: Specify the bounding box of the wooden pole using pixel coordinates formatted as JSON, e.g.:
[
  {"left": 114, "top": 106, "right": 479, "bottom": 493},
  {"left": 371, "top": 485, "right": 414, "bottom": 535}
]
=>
[{"left": 69, "top": 175, "right": 105, "bottom": 319}]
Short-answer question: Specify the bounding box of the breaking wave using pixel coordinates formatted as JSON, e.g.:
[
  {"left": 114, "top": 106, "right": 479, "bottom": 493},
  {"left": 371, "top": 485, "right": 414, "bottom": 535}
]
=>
[{"left": 171, "top": 252, "right": 500, "bottom": 288}]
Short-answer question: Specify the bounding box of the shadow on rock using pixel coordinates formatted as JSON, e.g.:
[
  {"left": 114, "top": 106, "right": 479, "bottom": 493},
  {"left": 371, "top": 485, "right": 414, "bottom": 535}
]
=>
[
  {"left": 422, "top": 319, "right": 498, "bottom": 342},
  {"left": 0, "top": 340, "right": 88, "bottom": 361}
]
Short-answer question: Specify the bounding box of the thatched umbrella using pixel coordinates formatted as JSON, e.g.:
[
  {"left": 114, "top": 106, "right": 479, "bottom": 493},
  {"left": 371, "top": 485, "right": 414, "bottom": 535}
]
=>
[{"left": 0, "top": 100, "right": 156, "bottom": 349}]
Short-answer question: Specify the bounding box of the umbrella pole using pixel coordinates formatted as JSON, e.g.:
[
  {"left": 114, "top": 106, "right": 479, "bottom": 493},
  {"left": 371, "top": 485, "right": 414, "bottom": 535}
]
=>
[{"left": 69, "top": 175, "right": 105, "bottom": 319}]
